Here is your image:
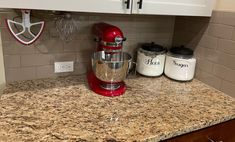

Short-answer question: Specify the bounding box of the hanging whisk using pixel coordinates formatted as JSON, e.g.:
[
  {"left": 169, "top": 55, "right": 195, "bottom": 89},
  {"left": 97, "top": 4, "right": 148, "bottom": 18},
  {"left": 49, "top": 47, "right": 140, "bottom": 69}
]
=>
[{"left": 54, "top": 12, "right": 80, "bottom": 42}]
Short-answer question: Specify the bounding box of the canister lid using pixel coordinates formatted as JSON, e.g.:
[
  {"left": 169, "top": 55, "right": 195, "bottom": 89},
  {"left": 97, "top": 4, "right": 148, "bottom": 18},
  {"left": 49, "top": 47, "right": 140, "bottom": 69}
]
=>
[
  {"left": 169, "top": 46, "right": 194, "bottom": 59},
  {"left": 140, "top": 42, "right": 167, "bottom": 54}
]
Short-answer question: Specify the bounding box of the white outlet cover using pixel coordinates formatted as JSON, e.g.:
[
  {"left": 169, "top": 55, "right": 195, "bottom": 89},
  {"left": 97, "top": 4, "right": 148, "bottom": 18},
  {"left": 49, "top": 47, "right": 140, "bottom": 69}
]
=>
[{"left": 54, "top": 61, "right": 74, "bottom": 73}]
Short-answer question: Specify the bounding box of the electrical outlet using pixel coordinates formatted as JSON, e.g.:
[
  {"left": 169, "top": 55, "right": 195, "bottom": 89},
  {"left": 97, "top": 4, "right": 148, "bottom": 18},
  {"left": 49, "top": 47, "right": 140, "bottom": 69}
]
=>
[{"left": 54, "top": 61, "right": 74, "bottom": 73}]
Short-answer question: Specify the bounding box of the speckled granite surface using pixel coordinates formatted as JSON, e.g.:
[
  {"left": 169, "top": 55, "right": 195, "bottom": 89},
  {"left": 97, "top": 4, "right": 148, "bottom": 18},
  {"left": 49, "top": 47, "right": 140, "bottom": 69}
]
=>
[{"left": 0, "top": 75, "right": 234, "bottom": 142}]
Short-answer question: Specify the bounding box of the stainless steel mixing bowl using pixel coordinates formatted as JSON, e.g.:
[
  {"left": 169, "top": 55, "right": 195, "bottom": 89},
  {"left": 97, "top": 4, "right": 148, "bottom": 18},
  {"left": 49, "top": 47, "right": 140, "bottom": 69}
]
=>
[{"left": 92, "top": 51, "right": 132, "bottom": 83}]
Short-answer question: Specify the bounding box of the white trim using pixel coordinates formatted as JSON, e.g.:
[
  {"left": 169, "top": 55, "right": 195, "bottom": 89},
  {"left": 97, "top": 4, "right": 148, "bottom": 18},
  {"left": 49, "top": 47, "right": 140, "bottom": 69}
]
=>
[
  {"left": 0, "top": 30, "right": 6, "bottom": 91},
  {"left": 0, "top": 83, "right": 5, "bottom": 95}
]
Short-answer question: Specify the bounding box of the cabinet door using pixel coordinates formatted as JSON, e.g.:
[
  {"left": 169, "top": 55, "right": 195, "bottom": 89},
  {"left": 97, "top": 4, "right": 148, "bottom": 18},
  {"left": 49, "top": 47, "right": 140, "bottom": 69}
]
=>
[
  {"left": 164, "top": 119, "right": 235, "bottom": 142},
  {"left": 0, "top": 0, "right": 131, "bottom": 14},
  {"left": 132, "top": 0, "right": 215, "bottom": 16}
]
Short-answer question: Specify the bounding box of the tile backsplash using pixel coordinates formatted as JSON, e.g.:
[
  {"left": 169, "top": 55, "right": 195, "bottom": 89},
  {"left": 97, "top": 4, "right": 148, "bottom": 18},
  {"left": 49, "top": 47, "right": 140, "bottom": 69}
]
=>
[
  {"left": 1, "top": 9, "right": 235, "bottom": 97},
  {"left": 0, "top": 10, "right": 175, "bottom": 82},
  {"left": 173, "top": 11, "right": 235, "bottom": 98}
]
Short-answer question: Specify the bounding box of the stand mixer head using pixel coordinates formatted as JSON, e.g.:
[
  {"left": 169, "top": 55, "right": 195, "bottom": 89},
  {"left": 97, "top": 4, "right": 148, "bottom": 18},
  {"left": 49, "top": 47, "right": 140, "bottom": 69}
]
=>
[
  {"left": 87, "top": 23, "right": 132, "bottom": 97},
  {"left": 92, "top": 22, "right": 125, "bottom": 52}
]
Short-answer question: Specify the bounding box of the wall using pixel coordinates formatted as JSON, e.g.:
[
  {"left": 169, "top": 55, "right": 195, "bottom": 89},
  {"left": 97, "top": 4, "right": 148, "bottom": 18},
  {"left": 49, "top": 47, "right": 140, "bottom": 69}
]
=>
[
  {"left": 0, "top": 30, "right": 6, "bottom": 94},
  {"left": 0, "top": 10, "right": 175, "bottom": 82},
  {"left": 215, "top": 0, "right": 235, "bottom": 11},
  {"left": 173, "top": 11, "right": 235, "bottom": 98}
]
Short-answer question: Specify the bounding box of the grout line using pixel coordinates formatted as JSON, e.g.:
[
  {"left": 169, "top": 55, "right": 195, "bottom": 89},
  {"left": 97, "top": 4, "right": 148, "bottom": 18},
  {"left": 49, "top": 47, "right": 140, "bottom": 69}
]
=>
[{"left": 209, "top": 21, "right": 235, "bottom": 27}]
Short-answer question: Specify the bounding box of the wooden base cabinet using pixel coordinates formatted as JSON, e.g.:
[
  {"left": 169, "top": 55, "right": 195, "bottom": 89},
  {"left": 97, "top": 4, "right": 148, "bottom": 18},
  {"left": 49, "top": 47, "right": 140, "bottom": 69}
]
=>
[{"left": 164, "top": 119, "right": 235, "bottom": 142}]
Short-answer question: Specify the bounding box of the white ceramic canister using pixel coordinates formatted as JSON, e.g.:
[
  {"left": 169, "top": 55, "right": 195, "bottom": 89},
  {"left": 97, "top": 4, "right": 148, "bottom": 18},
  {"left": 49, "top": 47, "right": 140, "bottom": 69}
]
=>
[
  {"left": 164, "top": 46, "right": 196, "bottom": 81},
  {"left": 137, "top": 42, "right": 167, "bottom": 76}
]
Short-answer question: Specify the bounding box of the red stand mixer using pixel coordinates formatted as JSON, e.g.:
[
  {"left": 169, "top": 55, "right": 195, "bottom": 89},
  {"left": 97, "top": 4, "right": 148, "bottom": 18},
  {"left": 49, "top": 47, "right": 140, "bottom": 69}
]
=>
[{"left": 87, "top": 23, "right": 132, "bottom": 97}]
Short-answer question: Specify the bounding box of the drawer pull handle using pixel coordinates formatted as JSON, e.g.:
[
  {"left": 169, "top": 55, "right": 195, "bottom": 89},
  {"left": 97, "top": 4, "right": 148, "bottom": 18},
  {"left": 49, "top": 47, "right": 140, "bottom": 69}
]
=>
[
  {"left": 207, "top": 137, "right": 223, "bottom": 142},
  {"left": 137, "top": 0, "right": 143, "bottom": 9},
  {"left": 124, "top": 0, "right": 130, "bottom": 9}
]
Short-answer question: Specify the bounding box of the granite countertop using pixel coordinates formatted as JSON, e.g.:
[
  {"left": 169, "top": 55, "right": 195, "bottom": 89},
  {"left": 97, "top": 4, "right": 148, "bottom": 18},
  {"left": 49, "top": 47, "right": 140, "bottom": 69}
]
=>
[{"left": 0, "top": 75, "right": 234, "bottom": 142}]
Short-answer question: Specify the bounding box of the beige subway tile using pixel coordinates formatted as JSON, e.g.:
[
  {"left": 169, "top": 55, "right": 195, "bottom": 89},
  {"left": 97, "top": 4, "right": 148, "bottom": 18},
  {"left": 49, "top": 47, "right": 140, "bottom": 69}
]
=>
[
  {"left": 2, "top": 41, "right": 35, "bottom": 55},
  {"left": 122, "top": 30, "right": 138, "bottom": 40},
  {"left": 175, "top": 17, "right": 209, "bottom": 34},
  {"left": 183, "top": 20, "right": 209, "bottom": 34},
  {"left": 194, "top": 46, "right": 202, "bottom": 58},
  {"left": 0, "top": 13, "right": 10, "bottom": 28},
  {"left": 174, "top": 19, "right": 188, "bottom": 31},
  {"left": 172, "top": 31, "right": 199, "bottom": 48},
  {"left": 134, "top": 16, "right": 174, "bottom": 28},
  {"left": 213, "top": 64, "right": 235, "bottom": 84},
  {"left": 196, "top": 58, "right": 214, "bottom": 73},
  {"left": 6, "top": 67, "right": 36, "bottom": 82},
  {"left": 138, "top": 33, "right": 173, "bottom": 42},
  {"left": 180, "top": 16, "right": 210, "bottom": 23},
  {"left": 82, "top": 40, "right": 96, "bottom": 52},
  {"left": 4, "top": 55, "right": 20, "bottom": 68},
  {"left": 21, "top": 54, "right": 53, "bottom": 67},
  {"left": 135, "top": 26, "right": 173, "bottom": 34},
  {"left": 1, "top": 28, "right": 17, "bottom": 41},
  {"left": 194, "top": 67, "right": 201, "bottom": 79},
  {"left": 123, "top": 40, "right": 139, "bottom": 58},
  {"left": 0, "top": 11, "right": 17, "bottom": 18},
  {"left": 220, "top": 80, "right": 235, "bottom": 98},
  {"left": 77, "top": 20, "right": 92, "bottom": 29},
  {"left": 64, "top": 40, "right": 95, "bottom": 52},
  {"left": 210, "top": 11, "right": 222, "bottom": 23},
  {"left": 188, "top": 33, "right": 205, "bottom": 49},
  {"left": 196, "top": 70, "right": 222, "bottom": 90},
  {"left": 36, "top": 65, "right": 56, "bottom": 79},
  {"left": 88, "top": 15, "right": 104, "bottom": 25},
  {"left": 210, "top": 11, "right": 235, "bottom": 26},
  {"left": 198, "top": 35, "right": 218, "bottom": 49},
  {"left": 197, "top": 48, "right": 235, "bottom": 69},
  {"left": 217, "top": 39, "right": 235, "bottom": 55},
  {"left": 48, "top": 28, "right": 59, "bottom": 38},
  {"left": 198, "top": 48, "right": 220, "bottom": 63},
  {"left": 46, "top": 21, "right": 59, "bottom": 38},
  {"left": 37, "top": 31, "right": 50, "bottom": 42},
  {"left": 76, "top": 52, "right": 92, "bottom": 62},
  {"left": 106, "top": 18, "right": 134, "bottom": 29},
  {"left": 94, "top": 15, "right": 134, "bottom": 28},
  {"left": 34, "top": 38, "right": 63, "bottom": 53},
  {"left": 63, "top": 41, "right": 79, "bottom": 52},
  {"left": 88, "top": 14, "right": 130, "bottom": 28},
  {"left": 73, "top": 62, "right": 88, "bottom": 75},
  {"left": 137, "top": 37, "right": 172, "bottom": 47},
  {"left": 216, "top": 52, "right": 235, "bottom": 70},
  {"left": 52, "top": 53, "right": 76, "bottom": 62},
  {"left": 71, "top": 29, "right": 90, "bottom": 41},
  {"left": 73, "top": 33, "right": 92, "bottom": 40},
  {"left": 137, "top": 32, "right": 172, "bottom": 43},
  {"left": 207, "top": 24, "right": 233, "bottom": 39},
  {"left": 232, "top": 28, "right": 235, "bottom": 41}
]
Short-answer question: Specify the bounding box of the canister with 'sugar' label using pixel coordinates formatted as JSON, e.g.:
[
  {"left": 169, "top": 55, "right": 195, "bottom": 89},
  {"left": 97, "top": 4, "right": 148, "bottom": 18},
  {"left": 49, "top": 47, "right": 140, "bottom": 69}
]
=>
[{"left": 164, "top": 46, "right": 196, "bottom": 81}]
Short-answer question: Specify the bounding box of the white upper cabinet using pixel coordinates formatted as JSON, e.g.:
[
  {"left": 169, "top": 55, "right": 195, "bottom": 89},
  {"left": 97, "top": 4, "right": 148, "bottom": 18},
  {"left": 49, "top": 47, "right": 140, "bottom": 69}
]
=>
[
  {"left": 0, "top": 0, "right": 215, "bottom": 16},
  {"left": 0, "top": 0, "right": 131, "bottom": 14},
  {"left": 132, "top": 0, "right": 215, "bottom": 16}
]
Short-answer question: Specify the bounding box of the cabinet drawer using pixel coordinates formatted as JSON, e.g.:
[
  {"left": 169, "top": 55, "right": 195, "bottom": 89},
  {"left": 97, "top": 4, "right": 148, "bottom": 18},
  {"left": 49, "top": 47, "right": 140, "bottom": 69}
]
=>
[{"left": 164, "top": 119, "right": 235, "bottom": 142}]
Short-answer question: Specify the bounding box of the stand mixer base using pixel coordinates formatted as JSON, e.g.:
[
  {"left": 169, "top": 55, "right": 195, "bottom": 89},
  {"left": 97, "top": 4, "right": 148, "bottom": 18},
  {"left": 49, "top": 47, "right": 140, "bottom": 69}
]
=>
[{"left": 87, "top": 72, "right": 126, "bottom": 97}]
